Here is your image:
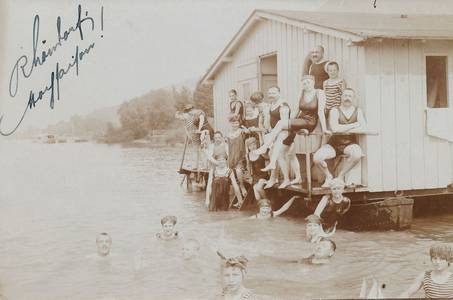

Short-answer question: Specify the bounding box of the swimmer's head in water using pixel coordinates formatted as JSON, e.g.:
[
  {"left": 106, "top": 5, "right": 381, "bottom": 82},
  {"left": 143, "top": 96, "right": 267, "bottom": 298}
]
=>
[
  {"left": 430, "top": 244, "right": 453, "bottom": 268},
  {"left": 182, "top": 239, "right": 200, "bottom": 260},
  {"left": 314, "top": 238, "right": 336, "bottom": 259},
  {"left": 96, "top": 232, "right": 112, "bottom": 256},
  {"left": 221, "top": 255, "right": 248, "bottom": 292},
  {"left": 161, "top": 216, "right": 177, "bottom": 237},
  {"left": 258, "top": 199, "right": 272, "bottom": 217}
]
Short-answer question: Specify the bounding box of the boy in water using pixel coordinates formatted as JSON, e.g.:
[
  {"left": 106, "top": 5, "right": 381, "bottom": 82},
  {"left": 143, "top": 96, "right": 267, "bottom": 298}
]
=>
[
  {"left": 305, "top": 214, "right": 335, "bottom": 244},
  {"left": 96, "top": 232, "right": 112, "bottom": 257},
  {"left": 300, "top": 238, "right": 336, "bottom": 265},
  {"left": 157, "top": 215, "right": 179, "bottom": 240}
]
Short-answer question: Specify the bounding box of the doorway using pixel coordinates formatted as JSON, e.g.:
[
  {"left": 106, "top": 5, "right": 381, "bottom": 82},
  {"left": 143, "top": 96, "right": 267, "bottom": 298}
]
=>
[{"left": 260, "top": 53, "right": 278, "bottom": 102}]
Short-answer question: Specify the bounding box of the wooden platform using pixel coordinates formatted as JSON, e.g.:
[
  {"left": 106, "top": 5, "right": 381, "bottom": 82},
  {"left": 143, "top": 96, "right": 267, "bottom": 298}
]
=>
[{"left": 178, "top": 167, "right": 210, "bottom": 176}]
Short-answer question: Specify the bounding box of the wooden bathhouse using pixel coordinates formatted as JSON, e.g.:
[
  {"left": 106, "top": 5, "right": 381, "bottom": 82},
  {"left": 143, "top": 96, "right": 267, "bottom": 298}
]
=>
[{"left": 199, "top": 10, "right": 453, "bottom": 228}]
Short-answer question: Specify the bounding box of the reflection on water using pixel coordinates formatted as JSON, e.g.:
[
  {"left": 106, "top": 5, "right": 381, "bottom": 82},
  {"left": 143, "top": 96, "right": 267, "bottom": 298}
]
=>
[{"left": 0, "top": 140, "right": 452, "bottom": 299}]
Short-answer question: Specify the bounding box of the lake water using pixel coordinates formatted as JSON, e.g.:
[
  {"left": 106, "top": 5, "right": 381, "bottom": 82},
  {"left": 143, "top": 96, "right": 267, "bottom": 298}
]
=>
[{"left": 0, "top": 140, "right": 452, "bottom": 300}]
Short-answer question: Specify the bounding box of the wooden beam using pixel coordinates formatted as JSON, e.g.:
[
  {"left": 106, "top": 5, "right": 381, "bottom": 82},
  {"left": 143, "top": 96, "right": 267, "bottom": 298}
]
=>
[{"left": 221, "top": 56, "right": 233, "bottom": 63}]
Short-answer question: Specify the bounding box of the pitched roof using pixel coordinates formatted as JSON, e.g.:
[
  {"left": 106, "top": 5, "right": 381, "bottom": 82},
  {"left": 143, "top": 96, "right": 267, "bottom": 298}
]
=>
[
  {"left": 201, "top": 9, "right": 453, "bottom": 83},
  {"left": 264, "top": 10, "right": 453, "bottom": 40}
]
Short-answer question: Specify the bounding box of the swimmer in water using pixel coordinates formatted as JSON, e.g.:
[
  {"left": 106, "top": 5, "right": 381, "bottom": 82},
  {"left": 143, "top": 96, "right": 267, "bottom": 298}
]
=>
[
  {"left": 300, "top": 238, "right": 336, "bottom": 265},
  {"left": 96, "top": 232, "right": 112, "bottom": 257},
  {"left": 182, "top": 238, "right": 201, "bottom": 260},
  {"left": 157, "top": 215, "right": 179, "bottom": 240},
  {"left": 249, "top": 197, "right": 297, "bottom": 219},
  {"left": 305, "top": 214, "right": 335, "bottom": 244},
  {"left": 400, "top": 243, "right": 453, "bottom": 298},
  {"left": 217, "top": 252, "right": 257, "bottom": 300}
]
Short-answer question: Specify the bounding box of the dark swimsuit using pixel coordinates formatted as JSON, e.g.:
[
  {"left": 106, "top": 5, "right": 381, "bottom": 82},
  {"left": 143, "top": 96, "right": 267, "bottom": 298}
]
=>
[
  {"left": 192, "top": 109, "right": 214, "bottom": 139},
  {"left": 283, "top": 90, "right": 320, "bottom": 146},
  {"left": 320, "top": 195, "right": 351, "bottom": 233},
  {"left": 250, "top": 155, "right": 269, "bottom": 184},
  {"left": 269, "top": 102, "right": 290, "bottom": 129},
  {"left": 230, "top": 100, "right": 244, "bottom": 124},
  {"left": 328, "top": 107, "right": 359, "bottom": 155}
]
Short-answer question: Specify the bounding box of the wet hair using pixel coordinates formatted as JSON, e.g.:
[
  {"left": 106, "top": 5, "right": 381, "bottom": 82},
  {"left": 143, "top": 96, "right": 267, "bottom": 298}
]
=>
[
  {"left": 161, "top": 215, "right": 177, "bottom": 225},
  {"left": 313, "top": 45, "right": 325, "bottom": 53},
  {"left": 214, "top": 131, "right": 223, "bottom": 137},
  {"left": 268, "top": 85, "right": 280, "bottom": 92},
  {"left": 96, "top": 232, "right": 111, "bottom": 242},
  {"left": 217, "top": 252, "right": 249, "bottom": 272},
  {"left": 258, "top": 198, "right": 271, "bottom": 207},
  {"left": 250, "top": 91, "right": 264, "bottom": 103},
  {"left": 229, "top": 89, "right": 237, "bottom": 95},
  {"left": 429, "top": 244, "right": 453, "bottom": 263},
  {"left": 330, "top": 178, "right": 345, "bottom": 189},
  {"left": 305, "top": 214, "right": 322, "bottom": 225},
  {"left": 245, "top": 137, "right": 257, "bottom": 149},
  {"left": 325, "top": 61, "right": 339, "bottom": 72},
  {"left": 228, "top": 114, "right": 240, "bottom": 123},
  {"left": 320, "top": 238, "right": 337, "bottom": 252}
]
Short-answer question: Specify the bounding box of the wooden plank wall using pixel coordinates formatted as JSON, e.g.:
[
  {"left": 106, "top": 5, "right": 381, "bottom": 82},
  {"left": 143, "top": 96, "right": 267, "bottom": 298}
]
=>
[
  {"left": 212, "top": 19, "right": 453, "bottom": 192},
  {"left": 364, "top": 40, "right": 453, "bottom": 192}
]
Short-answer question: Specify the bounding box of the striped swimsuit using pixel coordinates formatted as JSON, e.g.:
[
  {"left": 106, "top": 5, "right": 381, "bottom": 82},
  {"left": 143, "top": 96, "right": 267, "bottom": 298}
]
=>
[
  {"left": 422, "top": 271, "right": 453, "bottom": 298},
  {"left": 324, "top": 79, "right": 345, "bottom": 111}
]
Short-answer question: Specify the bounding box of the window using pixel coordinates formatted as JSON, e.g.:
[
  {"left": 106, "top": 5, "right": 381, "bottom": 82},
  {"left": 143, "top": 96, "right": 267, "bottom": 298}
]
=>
[{"left": 426, "top": 56, "right": 449, "bottom": 108}]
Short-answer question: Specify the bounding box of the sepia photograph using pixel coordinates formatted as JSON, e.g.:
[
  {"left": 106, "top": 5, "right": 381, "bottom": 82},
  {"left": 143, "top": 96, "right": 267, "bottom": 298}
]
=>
[{"left": 1, "top": 0, "right": 453, "bottom": 299}]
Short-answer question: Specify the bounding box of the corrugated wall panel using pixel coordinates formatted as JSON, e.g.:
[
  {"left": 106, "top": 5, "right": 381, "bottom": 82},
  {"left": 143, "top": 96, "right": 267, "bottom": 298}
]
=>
[
  {"left": 364, "top": 44, "right": 384, "bottom": 191},
  {"left": 394, "top": 40, "right": 412, "bottom": 190}
]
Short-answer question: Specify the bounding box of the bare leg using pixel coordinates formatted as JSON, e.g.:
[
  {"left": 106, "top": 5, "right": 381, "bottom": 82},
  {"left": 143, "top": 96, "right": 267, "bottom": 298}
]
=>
[
  {"left": 253, "top": 179, "right": 267, "bottom": 200},
  {"left": 278, "top": 145, "right": 291, "bottom": 189},
  {"left": 313, "top": 144, "right": 336, "bottom": 187},
  {"left": 205, "top": 171, "right": 213, "bottom": 207},
  {"left": 262, "top": 131, "right": 288, "bottom": 171},
  {"left": 338, "top": 144, "right": 363, "bottom": 183},
  {"left": 288, "top": 145, "right": 302, "bottom": 185},
  {"left": 264, "top": 167, "right": 277, "bottom": 189},
  {"left": 235, "top": 166, "right": 247, "bottom": 197},
  {"left": 253, "top": 120, "right": 289, "bottom": 154}
]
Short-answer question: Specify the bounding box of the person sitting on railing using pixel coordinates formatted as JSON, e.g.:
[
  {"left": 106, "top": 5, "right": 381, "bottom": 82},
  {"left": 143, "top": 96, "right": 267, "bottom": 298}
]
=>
[
  {"left": 251, "top": 76, "right": 330, "bottom": 188},
  {"left": 314, "top": 178, "right": 351, "bottom": 233},
  {"left": 313, "top": 88, "right": 367, "bottom": 187}
]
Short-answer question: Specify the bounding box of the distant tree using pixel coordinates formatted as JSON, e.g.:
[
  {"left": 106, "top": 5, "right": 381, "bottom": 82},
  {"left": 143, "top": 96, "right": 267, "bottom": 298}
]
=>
[{"left": 192, "top": 81, "right": 213, "bottom": 117}]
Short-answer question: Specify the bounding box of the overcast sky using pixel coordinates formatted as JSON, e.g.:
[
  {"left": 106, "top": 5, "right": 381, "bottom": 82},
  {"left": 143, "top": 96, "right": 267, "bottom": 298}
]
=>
[{"left": 1, "top": 0, "right": 452, "bottom": 133}]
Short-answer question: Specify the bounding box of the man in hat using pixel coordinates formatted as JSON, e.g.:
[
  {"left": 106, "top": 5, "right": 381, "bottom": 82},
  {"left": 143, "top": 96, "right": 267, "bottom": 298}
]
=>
[{"left": 313, "top": 88, "right": 367, "bottom": 187}]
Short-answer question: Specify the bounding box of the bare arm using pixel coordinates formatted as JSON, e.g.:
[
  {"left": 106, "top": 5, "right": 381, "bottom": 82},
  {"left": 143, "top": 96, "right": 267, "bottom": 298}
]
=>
[
  {"left": 314, "top": 195, "right": 329, "bottom": 217},
  {"left": 273, "top": 196, "right": 297, "bottom": 217},
  {"left": 317, "top": 90, "right": 330, "bottom": 133},
  {"left": 198, "top": 113, "right": 205, "bottom": 132},
  {"left": 329, "top": 108, "right": 360, "bottom": 133},
  {"left": 234, "top": 102, "right": 241, "bottom": 116},
  {"left": 279, "top": 105, "right": 290, "bottom": 121},
  {"left": 204, "top": 144, "right": 218, "bottom": 165},
  {"left": 400, "top": 273, "right": 424, "bottom": 298},
  {"left": 229, "top": 171, "right": 243, "bottom": 203}
]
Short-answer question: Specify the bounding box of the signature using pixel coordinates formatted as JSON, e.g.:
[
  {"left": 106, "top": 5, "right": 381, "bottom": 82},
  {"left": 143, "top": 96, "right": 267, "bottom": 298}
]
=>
[
  {"left": 1, "top": 4, "right": 104, "bottom": 136},
  {"left": 373, "top": 0, "right": 377, "bottom": 8}
]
